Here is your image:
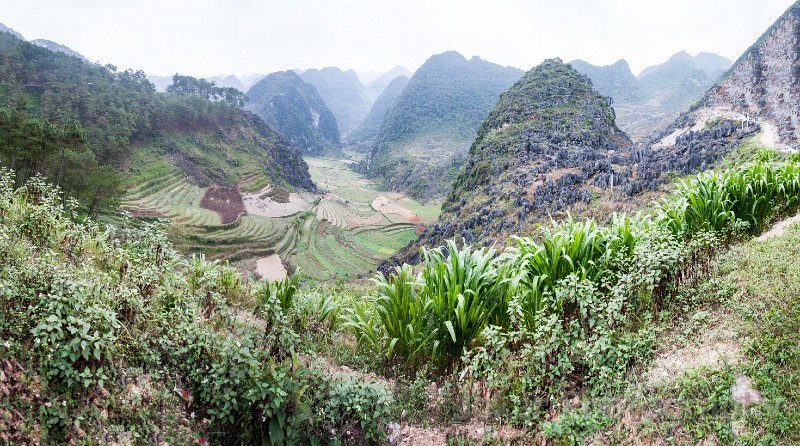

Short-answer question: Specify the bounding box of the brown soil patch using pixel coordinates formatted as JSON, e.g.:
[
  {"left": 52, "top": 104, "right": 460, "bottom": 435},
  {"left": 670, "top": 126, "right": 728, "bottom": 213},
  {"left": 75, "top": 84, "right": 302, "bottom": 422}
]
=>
[
  {"left": 200, "top": 186, "right": 245, "bottom": 224},
  {"left": 255, "top": 254, "right": 287, "bottom": 282},
  {"left": 372, "top": 195, "right": 420, "bottom": 223},
  {"left": 0, "top": 358, "right": 42, "bottom": 445},
  {"left": 415, "top": 224, "right": 427, "bottom": 235},
  {"left": 346, "top": 212, "right": 383, "bottom": 229},
  {"left": 119, "top": 208, "right": 166, "bottom": 219}
]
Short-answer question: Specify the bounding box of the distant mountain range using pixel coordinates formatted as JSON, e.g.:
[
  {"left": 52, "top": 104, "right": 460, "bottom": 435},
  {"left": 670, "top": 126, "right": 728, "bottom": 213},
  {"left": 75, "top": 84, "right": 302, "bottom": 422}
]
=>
[
  {"left": 299, "top": 67, "right": 373, "bottom": 138},
  {"left": 245, "top": 71, "right": 341, "bottom": 155},
  {"left": 364, "top": 66, "right": 413, "bottom": 100},
  {"left": 570, "top": 51, "right": 733, "bottom": 140},
  {"left": 367, "top": 51, "right": 523, "bottom": 199}
]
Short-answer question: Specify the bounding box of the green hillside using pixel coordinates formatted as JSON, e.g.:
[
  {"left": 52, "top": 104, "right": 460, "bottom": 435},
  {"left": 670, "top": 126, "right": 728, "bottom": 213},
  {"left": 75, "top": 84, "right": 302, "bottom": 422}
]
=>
[
  {"left": 348, "top": 75, "right": 409, "bottom": 150},
  {"left": 0, "top": 32, "right": 313, "bottom": 191},
  {"left": 367, "top": 51, "right": 523, "bottom": 199}
]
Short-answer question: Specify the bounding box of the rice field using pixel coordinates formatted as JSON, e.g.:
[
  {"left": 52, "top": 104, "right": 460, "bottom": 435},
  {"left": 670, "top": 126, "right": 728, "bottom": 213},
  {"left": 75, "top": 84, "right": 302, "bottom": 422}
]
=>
[{"left": 117, "top": 157, "right": 441, "bottom": 281}]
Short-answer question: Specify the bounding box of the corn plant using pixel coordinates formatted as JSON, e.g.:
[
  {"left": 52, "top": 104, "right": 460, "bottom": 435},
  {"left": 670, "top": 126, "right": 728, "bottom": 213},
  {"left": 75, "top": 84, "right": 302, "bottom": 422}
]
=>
[
  {"left": 421, "top": 240, "right": 505, "bottom": 364},
  {"left": 369, "top": 264, "right": 438, "bottom": 368},
  {"left": 508, "top": 217, "right": 616, "bottom": 330}
]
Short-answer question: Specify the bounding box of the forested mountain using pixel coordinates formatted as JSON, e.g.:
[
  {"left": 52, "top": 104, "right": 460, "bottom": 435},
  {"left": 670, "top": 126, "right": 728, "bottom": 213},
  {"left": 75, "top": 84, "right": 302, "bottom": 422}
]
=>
[
  {"left": 365, "top": 65, "right": 413, "bottom": 100},
  {"left": 299, "top": 67, "right": 372, "bottom": 137},
  {"left": 367, "top": 51, "right": 523, "bottom": 199},
  {"left": 245, "top": 70, "right": 341, "bottom": 155},
  {"left": 397, "top": 59, "right": 630, "bottom": 257},
  {"left": 0, "top": 32, "right": 313, "bottom": 196},
  {"left": 348, "top": 75, "right": 409, "bottom": 150},
  {"left": 571, "top": 51, "right": 732, "bottom": 141}
]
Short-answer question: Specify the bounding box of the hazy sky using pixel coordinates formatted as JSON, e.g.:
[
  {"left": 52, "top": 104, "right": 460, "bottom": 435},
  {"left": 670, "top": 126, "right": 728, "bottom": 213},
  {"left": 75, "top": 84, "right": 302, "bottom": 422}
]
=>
[{"left": 3, "top": 0, "right": 796, "bottom": 78}]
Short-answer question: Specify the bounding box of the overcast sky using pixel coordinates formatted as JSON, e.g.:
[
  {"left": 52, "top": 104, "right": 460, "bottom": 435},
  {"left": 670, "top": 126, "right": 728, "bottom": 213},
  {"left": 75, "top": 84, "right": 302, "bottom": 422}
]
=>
[{"left": 3, "top": 0, "right": 796, "bottom": 79}]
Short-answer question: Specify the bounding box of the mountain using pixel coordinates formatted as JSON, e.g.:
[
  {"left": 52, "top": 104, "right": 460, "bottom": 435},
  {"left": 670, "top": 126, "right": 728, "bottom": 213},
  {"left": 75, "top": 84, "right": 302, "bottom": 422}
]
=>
[
  {"left": 0, "top": 31, "right": 313, "bottom": 192},
  {"left": 299, "top": 67, "right": 372, "bottom": 137},
  {"left": 207, "top": 74, "right": 245, "bottom": 92},
  {"left": 348, "top": 75, "right": 410, "bottom": 150},
  {"left": 30, "top": 39, "right": 88, "bottom": 61},
  {"left": 245, "top": 70, "right": 341, "bottom": 155},
  {"left": 240, "top": 73, "right": 267, "bottom": 90},
  {"left": 569, "top": 59, "right": 647, "bottom": 103},
  {"left": 573, "top": 52, "right": 732, "bottom": 141},
  {"left": 638, "top": 50, "right": 732, "bottom": 93},
  {"left": 0, "top": 23, "right": 23, "bottom": 40},
  {"left": 652, "top": 1, "right": 800, "bottom": 149},
  {"left": 367, "top": 52, "right": 523, "bottom": 199},
  {"left": 398, "top": 59, "right": 630, "bottom": 256},
  {"left": 365, "top": 66, "right": 414, "bottom": 100}
]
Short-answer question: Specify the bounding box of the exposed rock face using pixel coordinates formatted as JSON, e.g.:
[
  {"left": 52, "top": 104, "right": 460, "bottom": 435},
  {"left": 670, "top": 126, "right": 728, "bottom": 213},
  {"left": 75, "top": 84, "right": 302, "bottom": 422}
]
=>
[
  {"left": 384, "top": 59, "right": 632, "bottom": 267},
  {"left": 708, "top": 4, "right": 800, "bottom": 145}
]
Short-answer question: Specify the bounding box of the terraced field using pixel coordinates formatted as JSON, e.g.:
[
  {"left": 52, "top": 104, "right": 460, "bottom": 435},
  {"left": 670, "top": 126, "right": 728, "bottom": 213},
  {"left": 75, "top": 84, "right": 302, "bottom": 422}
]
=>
[{"left": 117, "top": 157, "right": 441, "bottom": 281}]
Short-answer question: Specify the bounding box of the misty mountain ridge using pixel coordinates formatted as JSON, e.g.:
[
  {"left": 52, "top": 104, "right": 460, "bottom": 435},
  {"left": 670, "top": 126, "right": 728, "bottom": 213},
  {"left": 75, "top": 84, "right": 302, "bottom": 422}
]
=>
[
  {"left": 571, "top": 50, "right": 732, "bottom": 141},
  {"left": 299, "top": 67, "right": 373, "bottom": 137},
  {"left": 349, "top": 75, "right": 410, "bottom": 150}
]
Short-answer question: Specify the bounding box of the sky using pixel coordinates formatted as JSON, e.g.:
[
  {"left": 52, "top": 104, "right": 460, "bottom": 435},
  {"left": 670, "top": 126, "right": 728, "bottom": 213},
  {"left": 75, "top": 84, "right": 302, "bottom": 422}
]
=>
[{"left": 2, "top": 0, "right": 797, "bottom": 79}]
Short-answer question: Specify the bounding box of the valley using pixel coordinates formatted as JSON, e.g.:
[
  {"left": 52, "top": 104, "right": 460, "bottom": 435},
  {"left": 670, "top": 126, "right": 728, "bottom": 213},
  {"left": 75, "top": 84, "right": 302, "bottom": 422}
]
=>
[
  {"left": 117, "top": 154, "right": 440, "bottom": 281},
  {"left": 2, "top": 2, "right": 800, "bottom": 445}
]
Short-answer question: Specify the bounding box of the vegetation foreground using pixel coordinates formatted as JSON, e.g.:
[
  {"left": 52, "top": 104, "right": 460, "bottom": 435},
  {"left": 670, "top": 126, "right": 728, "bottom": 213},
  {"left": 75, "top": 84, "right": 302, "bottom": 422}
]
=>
[{"left": 1, "top": 154, "right": 799, "bottom": 445}]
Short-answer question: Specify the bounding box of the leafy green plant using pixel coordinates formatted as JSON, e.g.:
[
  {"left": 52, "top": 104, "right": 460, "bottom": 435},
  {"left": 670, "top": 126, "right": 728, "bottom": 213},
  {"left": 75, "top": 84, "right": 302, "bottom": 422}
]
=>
[{"left": 421, "top": 240, "right": 506, "bottom": 365}]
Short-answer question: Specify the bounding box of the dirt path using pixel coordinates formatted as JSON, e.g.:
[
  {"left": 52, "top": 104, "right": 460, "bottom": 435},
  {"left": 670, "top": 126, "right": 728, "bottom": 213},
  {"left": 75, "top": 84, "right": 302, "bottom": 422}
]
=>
[
  {"left": 255, "top": 254, "right": 287, "bottom": 282},
  {"left": 759, "top": 121, "right": 780, "bottom": 148},
  {"left": 757, "top": 212, "right": 800, "bottom": 241}
]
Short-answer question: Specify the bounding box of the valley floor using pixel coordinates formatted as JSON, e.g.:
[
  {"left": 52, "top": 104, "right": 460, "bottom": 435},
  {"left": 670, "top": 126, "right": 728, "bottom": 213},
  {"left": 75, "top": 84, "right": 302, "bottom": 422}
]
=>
[{"left": 115, "top": 155, "right": 441, "bottom": 282}]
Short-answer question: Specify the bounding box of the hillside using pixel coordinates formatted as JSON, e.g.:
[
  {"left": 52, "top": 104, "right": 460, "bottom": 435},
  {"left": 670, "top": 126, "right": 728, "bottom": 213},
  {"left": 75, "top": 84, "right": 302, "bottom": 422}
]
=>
[
  {"left": 244, "top": 70, "right": 341, "bottom": 155},
  {"left": 348, "top": 75, "right": 410, "bottom": 150},
  {"left": 368, "top": 51, "right": 523, "bottom": 199},
  {"left": 700, "top": 2, "right": 800, "bottom": 147},
  {"left": 572, "top": 52, "right": 732, "bottom": 141},
  {"left": 0, "top": 23, "right": 23, "bottom": 40},
  {"left": 0, "top": 32, "right": 313, "bottom": 191},
  {"left": 406, "top": 59, "right": 630, "bottom": 252},
  {"left": 299, "top": 67, "right": 372, "bottom": 137}
]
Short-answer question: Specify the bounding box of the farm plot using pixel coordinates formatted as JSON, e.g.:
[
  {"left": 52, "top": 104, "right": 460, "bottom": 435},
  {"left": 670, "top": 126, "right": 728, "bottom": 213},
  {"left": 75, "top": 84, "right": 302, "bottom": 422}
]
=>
[{"left": 119, "top": 156, "right": 442, "bottom": 281}]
